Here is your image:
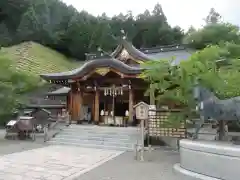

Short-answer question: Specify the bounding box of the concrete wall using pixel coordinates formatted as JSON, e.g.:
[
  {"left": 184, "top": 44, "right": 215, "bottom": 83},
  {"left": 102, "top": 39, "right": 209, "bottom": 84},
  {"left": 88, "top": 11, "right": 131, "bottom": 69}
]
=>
[{"left": 174, "top": 139, "right": 240, "bottom": 180}]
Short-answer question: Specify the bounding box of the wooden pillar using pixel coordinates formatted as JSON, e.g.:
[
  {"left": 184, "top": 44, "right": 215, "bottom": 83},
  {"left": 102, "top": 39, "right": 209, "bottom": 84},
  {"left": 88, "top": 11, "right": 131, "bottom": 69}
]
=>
[
  {"left": 66, "top": 95, "right": 69, "bottom": 111},
  {"left": 91, "top": 94, "right": 95, "bottom": 123},
  {"left": 129, "top": 88, "right": 134, "bottom": 123},
  {"left": 71, "top": 92, "right": 79, "bottom": 122},
  {"left": 70, "top": 83, "right": 83, "bottom": 123},
  {"left": 68, "top": 85, "right": 73, "bottom": 122},
  {"left": 94, "top": 89, "right": 100, "bottom": 124},
  {"left": 78, "top": 90, "right": 83, "bottom": 123}
]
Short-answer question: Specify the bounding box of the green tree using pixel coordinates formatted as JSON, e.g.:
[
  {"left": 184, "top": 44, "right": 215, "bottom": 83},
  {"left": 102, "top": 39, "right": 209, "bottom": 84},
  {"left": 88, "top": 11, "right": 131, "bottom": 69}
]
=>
[
  {"left": 141, "top": 43, "right": 240, "bottom": 128},
  {"left": 184, "top": 23, "right": 240, "bottom": 49},
  {"left": 205, "top": 8, "right": 221, "bottom": 24}
]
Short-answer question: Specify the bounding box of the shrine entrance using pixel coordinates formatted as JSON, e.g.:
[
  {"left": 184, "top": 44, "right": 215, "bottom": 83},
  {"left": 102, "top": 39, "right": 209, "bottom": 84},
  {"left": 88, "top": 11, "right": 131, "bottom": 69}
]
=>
[{"left": 98, "top": 86, "right": 132, "bottom": 126}]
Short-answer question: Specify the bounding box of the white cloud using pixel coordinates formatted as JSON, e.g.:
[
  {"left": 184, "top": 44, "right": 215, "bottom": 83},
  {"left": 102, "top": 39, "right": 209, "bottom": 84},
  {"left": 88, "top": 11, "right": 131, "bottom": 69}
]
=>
[{"left": 61, "top": 0, "right": 240, "bottom": 30}]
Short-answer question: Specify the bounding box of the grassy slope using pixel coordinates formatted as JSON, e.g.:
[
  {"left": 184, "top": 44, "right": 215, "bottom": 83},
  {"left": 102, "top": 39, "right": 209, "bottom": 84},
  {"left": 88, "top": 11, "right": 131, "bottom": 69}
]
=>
[{"left": 1, "top": 41, "right": 79, "bottom": 81}]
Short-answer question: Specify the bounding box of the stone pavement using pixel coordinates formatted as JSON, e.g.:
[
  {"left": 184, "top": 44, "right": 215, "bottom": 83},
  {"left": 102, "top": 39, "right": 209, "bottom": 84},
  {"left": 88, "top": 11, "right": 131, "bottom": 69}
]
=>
[
  {"left": 76, "top": 147, "right": 182, "bottom": 180},
  {"left": 0, "top": 146, "right": 123, "bottom": 180},
  {"left": 0, "top": 129, "right": 182, "bottom": 180}
]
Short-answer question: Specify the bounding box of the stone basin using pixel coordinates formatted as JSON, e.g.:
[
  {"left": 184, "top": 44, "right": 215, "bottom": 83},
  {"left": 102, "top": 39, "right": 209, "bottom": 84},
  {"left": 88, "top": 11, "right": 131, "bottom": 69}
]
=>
[{"left": 174, "top": 139, "right": 240, "bottom": 180}]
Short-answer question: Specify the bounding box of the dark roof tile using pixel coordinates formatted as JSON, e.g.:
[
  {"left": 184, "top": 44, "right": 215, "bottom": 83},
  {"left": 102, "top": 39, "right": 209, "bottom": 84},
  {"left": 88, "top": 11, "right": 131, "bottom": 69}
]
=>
[
  {"left": 111, "top": 39, "right": 152, "bottom": 61},
  {"left": 47, "top": 87, "right": 70, "bottom": 95},
  {"left": 40, "top": 58, "right": 143, "bottom": 80},
  {"left": 148, "top": 49, "right": 193, "bottom": 65}
]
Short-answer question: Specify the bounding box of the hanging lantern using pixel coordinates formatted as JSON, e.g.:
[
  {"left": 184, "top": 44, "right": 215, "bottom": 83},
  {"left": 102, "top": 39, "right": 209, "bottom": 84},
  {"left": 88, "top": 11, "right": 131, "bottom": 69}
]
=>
[
  {"left": 125, "top": 110, "right": 129, "bottom": 117},
  {"left": 104, "top": 89, "right": 107, "bottom": 96},
  {"left": 100, "top": 110, "right": 104, "bottom": 116}
]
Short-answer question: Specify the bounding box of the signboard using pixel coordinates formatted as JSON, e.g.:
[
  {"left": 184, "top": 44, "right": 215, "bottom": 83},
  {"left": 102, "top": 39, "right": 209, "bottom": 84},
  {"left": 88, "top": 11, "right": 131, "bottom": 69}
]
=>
[{"left": 134, "top": 102, "right": 149, "bottom": 120}]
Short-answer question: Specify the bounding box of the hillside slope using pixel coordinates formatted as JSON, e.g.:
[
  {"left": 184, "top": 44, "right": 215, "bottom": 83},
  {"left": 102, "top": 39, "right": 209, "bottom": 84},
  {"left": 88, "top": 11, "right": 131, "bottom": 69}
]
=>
[{"left": 1, "top": 41, "right": 79, "bottom": 79}]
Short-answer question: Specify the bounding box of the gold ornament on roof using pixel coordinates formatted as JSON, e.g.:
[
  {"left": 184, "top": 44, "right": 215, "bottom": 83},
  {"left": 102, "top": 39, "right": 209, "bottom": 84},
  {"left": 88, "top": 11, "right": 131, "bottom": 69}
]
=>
[{"left": 95, "top": 68, "right": 110, "bottom": 76}]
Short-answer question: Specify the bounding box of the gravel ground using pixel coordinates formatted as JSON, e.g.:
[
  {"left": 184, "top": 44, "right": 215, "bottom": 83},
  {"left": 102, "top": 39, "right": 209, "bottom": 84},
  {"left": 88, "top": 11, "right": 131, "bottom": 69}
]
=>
[{"left": 75, "top": 147, "right": 182, "bottom": 180}]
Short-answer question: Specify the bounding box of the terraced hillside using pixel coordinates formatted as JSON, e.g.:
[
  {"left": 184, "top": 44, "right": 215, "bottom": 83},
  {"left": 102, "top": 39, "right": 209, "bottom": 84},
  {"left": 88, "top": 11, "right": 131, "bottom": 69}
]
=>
[{"left": 1, "top": 41, "right": 79, "bottom": 80}]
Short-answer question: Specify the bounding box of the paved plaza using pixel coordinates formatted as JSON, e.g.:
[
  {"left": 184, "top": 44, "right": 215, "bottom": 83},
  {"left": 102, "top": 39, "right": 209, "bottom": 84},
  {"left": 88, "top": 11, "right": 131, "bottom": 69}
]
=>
[
  {"left": 0, "top": 129, "right": 182, "bottom": 180},
  {"left": 0, "top": 145, "right": 123, "bottom": 180},
  {"left": 76, "top": 147, "right": 181, "bottom": 180}
]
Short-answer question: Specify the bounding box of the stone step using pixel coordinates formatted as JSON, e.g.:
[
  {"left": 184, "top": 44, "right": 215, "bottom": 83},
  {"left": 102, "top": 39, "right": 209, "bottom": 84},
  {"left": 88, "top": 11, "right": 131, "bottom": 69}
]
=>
[
  {"left": 65, "top": 127, "right": 139, "bottom": 135},
  {"left": 65, "top": 130, "right": 139, "bottom": 134},
  {"left": 56, "top": 134, "right": 136, "bottom": 143},
  {"left": 63, "top": 126, "right": 139, "bottom": 133},
  {"left": 48, "top": 125, "right": 140, "bottom": 151},
  {"left": 48, "top": 140, "right": 133, "bottom": 151},
  {"left": 67, "top": 125, "right": 139, "bottom": 131},
  {"left": 59, "top": 131, "right": 139, "bottom": 140},
  {"left": 52, "top": 137, "right": 135, "bottom": 148}
]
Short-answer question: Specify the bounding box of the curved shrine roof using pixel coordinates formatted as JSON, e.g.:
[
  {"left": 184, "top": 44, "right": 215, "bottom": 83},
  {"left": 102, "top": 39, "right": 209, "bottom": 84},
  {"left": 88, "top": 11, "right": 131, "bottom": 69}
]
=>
[
  {"left": 40, "top": 40, "right": 193, "bottom": 81},
  {"left": 40, "top": 57, "right": 143, "bottom": 80},
  {"left": 86, "top": 40, "right": 192, "bottom": 63},
  {"left": 46, "top": 87, "right": 70, "bottom": 95},
  {"left": 111, "top": 39, "right": 152, "bottom": 61}
]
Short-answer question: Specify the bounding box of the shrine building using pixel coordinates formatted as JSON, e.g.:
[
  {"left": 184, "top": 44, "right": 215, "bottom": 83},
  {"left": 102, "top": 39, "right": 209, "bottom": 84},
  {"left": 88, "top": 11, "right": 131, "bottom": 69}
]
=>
[{"left": 40, "top": 38, "right": 192, "bottom": 126}]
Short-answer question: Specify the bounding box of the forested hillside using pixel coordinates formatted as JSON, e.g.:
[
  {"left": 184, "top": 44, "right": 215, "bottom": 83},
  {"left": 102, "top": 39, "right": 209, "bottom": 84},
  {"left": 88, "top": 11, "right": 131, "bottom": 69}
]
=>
[
  {"left": 2, "top": 41, "right": 77, "bottom": 77},
  {"left": 0, "top": 0, "right": 184, "bottom": 60}
]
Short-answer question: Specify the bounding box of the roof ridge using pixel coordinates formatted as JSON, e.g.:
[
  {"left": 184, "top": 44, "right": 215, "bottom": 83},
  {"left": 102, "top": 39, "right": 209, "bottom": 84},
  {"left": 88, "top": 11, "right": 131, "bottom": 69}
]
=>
[
  {"left": 143, "top": 46, "right": 187, "bottom": 54},
  {"left": 140, "top": 44, "right": 184, "bottom": 50},
  {"left": 114, "top": 39, "right": 152, "bottom": 61}
]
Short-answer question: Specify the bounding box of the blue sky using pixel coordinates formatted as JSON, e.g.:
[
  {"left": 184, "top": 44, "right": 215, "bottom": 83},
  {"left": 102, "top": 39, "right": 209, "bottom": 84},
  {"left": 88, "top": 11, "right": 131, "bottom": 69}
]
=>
[{"left": 62, "top": 0, "right": 240, "bottom": 30}]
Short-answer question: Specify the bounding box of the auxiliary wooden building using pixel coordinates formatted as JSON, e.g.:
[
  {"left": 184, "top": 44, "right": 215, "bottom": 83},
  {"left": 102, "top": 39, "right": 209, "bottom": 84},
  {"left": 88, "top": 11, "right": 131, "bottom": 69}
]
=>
[{"left": 40, "top": 38, "right": 191, "bottom": 126}]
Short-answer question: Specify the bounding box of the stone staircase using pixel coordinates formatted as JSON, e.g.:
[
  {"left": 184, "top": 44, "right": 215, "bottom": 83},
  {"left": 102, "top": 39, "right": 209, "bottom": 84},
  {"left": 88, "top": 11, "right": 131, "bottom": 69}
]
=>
[{"left": 47, "top": 125, "right": 141, "bottom": 151}]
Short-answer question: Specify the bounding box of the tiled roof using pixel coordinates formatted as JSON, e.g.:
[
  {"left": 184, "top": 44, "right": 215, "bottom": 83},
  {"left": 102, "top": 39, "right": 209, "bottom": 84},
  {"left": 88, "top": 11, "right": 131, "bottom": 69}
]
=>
[
  {"left": 40, "top": 40, "right": 194, "bottom": 81},
  {"left": 47, "top": 87, "right": 70, "bottom": 95},
  {"left": 148, "top": 49, "right": 193, "bottom": 65},
  {"left": 111, "top": 39, "right": 152, "bottom": 61},
  {"left": 40, "top": 58, "right": 143, "bottom": 80}
]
